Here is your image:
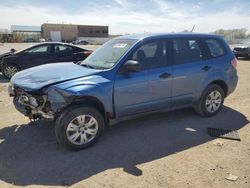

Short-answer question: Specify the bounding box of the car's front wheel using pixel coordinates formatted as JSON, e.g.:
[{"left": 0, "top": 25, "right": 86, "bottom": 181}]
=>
[
  {"left": 2, "top": 64, "right": 20, "bottom": 79},
  {"left": 195, "top": 84, "right": 225, "bottom": 117},
  {"left": 55, "top": 105, "right": 105, "bottom": 150}
]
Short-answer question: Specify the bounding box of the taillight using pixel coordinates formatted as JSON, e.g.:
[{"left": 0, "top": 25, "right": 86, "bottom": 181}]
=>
[
  {"left": 231, "top": 58, "right": 237, "bottom": 70},
  {"left": 84, "top": 51, "right": 92, "bottom": 57}
]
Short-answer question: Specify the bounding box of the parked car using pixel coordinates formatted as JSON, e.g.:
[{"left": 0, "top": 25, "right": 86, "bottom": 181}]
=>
[
  {"left": 233, "top": 41, "right": 250, "bottom": 59},
  {"left": 23, "top": 38, "right": 37, "bottom": 43},
  {"left": 72, "top": 40, "right": 89, "bottom": 45},
  {"left": 39, "top": 38, "right": 46, "bottom": 42},
  {"left": 1, "top": 42, "right": 92, "bottom": 78},
  {"left": 8, "top": 33, "right": 238, "bottom": 150},
  {"left": 0, "top": 48, "right": 16, "bottom": 62}
]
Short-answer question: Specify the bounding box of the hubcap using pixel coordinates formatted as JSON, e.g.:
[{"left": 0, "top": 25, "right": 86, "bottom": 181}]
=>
[
  {"left": 205, "top": 90, "right": 222, "bottom": 113},
  {"left": 66, "top": 115, "right": 98, "bottom": 145},
  {"left": 4, "top": 66, "right": 18, "bottom": 78}
]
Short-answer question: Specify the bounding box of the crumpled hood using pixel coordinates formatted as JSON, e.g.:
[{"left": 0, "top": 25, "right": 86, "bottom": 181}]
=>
[{"left": 11, "top": 62, "right": 102, "bottom": 91}]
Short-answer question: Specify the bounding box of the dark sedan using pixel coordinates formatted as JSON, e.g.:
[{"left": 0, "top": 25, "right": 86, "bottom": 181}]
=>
[
  {"left": 233, "top": 42, "right": 250, "bottom": 59},
  {"left": 0, "top": 42, "right": 92, "bottom": 78}
]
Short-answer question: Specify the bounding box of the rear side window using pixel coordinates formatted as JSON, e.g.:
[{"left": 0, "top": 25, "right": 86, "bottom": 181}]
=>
[
  {"left": 173, "top": 39, "right": 203, "bottom": 64},
  {"left": 204, "top": 39, "right": 225, "bottom": 58},
  {"left": 54, "top": 45, "right": 73, "bottom": 53},
  {"left": 73, "top": 47, "right": 84, "bottom": 52}
]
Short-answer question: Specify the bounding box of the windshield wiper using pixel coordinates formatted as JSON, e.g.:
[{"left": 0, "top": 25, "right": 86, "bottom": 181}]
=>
[{"left": 81, "top": 63, "right": 95, "bottom": 69}]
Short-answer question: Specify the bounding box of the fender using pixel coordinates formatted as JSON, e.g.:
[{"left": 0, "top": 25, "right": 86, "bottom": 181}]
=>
[
  {"left": 45, "top": 75, "right": 114, "bottom": 117},
  {"left": 195, "top": 70, "right": 229, "bottom": 101}
]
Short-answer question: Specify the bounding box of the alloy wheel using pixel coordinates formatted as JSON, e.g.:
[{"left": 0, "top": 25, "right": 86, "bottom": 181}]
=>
[
  {"left": 4, "top": 66, "right": 18, "bottom": 78},
  {"left": 66, "top": 115, "right": 99, "bottom": 145},
  {"left": 205, "top": 90, "right": 222, "bottom": 113}
]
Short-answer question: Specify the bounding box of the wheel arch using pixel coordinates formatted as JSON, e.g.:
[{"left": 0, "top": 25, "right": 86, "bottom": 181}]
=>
[
  {"left": 69, "top": 96, "right": 108, "bottom": 121},
  {"left": 209, "top": 80, "right": 228, "bottom": 97}
]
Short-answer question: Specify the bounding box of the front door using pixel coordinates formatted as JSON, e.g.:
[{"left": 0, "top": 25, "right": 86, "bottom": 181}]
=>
[
  {"left": 114, "top": 40, "right": 173, "bottom": 117},
  {"left": 21, "top": 44, "right": 53, "bottom": 69}
]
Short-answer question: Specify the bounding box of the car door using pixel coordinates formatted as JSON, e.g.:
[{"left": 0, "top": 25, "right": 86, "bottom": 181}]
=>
[
  {"left": 20, "top": 44, "right": 53, "bottom": 69},
  {"left": 171, "top": 38, "right": 213, "bottom": 108},
  {"left": 52, "top": 44, "right": 75, "bottom": 63},
  {"left": 114, "top": 40, "right": 173, "bottom": 117}
]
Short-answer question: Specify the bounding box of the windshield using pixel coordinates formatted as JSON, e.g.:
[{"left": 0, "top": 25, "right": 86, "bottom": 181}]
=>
[
  {"left": 81, "top": 39, "right": 137, "bottom": 69},
  {"left": 14, "top": 44, "right": 37, "bottom": 54}
]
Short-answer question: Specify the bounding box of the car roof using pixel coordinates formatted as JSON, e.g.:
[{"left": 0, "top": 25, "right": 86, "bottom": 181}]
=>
[
  {"left": 36, "top": 42, "right": 74, "bottom": 46},
  {"left": 116, "top": 33, "right": 223, "bottom": 41},
  {"left": 30, "top": 42, "right": 85, "bottom": 49}
]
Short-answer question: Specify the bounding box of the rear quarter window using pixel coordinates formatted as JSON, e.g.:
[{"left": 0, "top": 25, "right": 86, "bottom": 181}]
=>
[{"left": 205, "top": 39, "right": 226, "bottom": 58}]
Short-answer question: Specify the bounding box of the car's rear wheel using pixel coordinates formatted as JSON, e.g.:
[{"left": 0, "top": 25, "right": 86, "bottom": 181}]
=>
[
  {"left": 2, "top": 64, "right": 19, "bottom": 79},
  {"left": 195, "top": 84, "right": 224, "bottom": 117},
  {"left": 55, "top": 105, "right": 105, "bottom": 151}
]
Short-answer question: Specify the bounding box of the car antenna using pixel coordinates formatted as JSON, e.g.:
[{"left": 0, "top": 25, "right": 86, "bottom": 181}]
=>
[{"left": 190, "top": 24, "right": 196, "bottom": 32}]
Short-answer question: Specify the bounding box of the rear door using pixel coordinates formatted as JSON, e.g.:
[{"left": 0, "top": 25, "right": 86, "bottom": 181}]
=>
[
  {"left": 72, "top": 46, "right": 89, "bottom": 62},
  {"left": 171, "top": 38, "right": 213, "bottom": 107},
  {"left": 114, "top": 40, "right": 173, "bottom": 117},
  {"left": 52, "top": 44, "right": 75, "bottom": 63}
]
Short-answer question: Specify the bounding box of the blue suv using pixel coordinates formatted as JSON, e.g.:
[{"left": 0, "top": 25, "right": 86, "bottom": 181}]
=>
[{"left": 8, "top": 33, "right": 238, "bottom": 150}]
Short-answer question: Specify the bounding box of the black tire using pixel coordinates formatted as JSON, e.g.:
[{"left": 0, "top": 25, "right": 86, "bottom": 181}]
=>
[
  {"left": 2, "top": 64, "right": 20, "bottom": 79},
  {"left": 55, "top": 105, "right": 105, "bottom": 151},
  {"left": 195, "top": 84, "right": 225, "bottom": 117}
]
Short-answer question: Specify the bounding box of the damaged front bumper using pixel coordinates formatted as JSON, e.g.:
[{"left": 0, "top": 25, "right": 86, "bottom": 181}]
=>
[{"left": 9, "top": 84, "right": 55, "bottom": 120}]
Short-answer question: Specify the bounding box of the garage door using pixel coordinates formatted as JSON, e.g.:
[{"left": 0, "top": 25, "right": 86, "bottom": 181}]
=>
[{"left": 50, "top": 31, "right": 62, "bottom": 42}]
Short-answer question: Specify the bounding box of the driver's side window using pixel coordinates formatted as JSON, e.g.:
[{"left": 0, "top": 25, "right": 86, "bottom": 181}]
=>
[{"left": 129, "top": 40, "right": 166, "bottom": 70}]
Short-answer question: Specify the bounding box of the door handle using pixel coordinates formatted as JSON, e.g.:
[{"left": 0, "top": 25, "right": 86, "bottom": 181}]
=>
[
  {"left": 159, "top": 72, "right": 171, "bottom": 79},
  {"left": 202, "top": 66, "right": 211, "bottom": 71}
]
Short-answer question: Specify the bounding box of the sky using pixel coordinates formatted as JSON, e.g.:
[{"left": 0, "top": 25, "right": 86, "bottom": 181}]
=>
[{"left": 0, "top": 0, "right": 250, "bottom": 34}]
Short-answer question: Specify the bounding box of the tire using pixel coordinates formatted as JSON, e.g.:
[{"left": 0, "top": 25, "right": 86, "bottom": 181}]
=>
[
  {"left": 2, "top": 64, "right": 20, "bottom": 79},
  {"left": 55, "top": 105, "right": 105, "bottom": 151},
  {"left": 195, "top": 84, "right": 224, "bottom": 117}
]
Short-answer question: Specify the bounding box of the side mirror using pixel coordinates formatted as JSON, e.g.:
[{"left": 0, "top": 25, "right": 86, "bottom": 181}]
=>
[
  {"left": 22, "top": 51, "right": 29, "bottom": 55},
  {"left": 10, "top": 48, "right": 16, "bottom": 53},
  {"left": 122, "top": 60, "right": 141, "bottom": 73}
]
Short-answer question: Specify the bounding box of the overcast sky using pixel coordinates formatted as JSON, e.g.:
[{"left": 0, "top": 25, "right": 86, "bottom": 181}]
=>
[{"left": 0, "top": 0, "right": 250, "bottom": 34}]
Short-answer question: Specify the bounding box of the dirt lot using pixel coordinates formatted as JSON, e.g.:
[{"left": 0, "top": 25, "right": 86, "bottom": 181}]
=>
[{"left": 0, "top": 43, "right": 250, "bottom": 188}]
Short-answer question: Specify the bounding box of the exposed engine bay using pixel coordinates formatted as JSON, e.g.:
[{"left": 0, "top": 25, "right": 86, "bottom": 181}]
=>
[{"left": 9, "top": 84, "right": 55, "bottom": 120}]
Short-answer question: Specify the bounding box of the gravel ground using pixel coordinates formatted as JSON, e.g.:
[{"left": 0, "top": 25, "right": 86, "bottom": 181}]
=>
[{"left": 0, "top": 43, "right": 249, "bottom": 188}]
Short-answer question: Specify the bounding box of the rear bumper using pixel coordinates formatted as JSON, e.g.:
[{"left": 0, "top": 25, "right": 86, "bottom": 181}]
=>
[{"left": 227, "top": 75, "right": 238, "bottom": 96}]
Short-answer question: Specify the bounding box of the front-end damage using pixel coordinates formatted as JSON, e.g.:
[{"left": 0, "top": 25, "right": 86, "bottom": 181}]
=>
[
  {"left": 9, "top": 84, "right": 56, "bottom": 120},
  {"left": 9, "top": 83, "right": 82, "bottom": 121}
]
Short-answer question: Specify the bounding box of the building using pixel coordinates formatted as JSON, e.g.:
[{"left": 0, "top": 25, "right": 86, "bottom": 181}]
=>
[
  {"left": 10, "top": 25, "right": 42, "bottom": 41},
  {"left": 41, "top": 23, "right": 109, "bottom": 42}
]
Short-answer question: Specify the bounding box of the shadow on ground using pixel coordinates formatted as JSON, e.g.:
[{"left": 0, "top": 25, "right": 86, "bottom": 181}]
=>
[{"left": 0, "top": 106, "right": 248, "bottom": 186}]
